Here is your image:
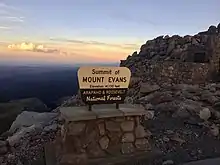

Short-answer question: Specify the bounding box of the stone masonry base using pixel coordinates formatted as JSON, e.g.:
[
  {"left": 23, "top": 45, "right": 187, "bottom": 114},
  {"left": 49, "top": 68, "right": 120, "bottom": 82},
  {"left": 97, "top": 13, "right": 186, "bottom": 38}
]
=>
[{"left": 55, "top": 104, "right": 151, "bottom": 165}]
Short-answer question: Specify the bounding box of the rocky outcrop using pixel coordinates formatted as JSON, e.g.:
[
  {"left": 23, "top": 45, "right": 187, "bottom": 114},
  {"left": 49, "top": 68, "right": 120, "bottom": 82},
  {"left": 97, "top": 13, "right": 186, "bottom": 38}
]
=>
[
  {"left": 121, "top": 24, "right": 220, "bottom": 64},
  {"left": 0, "top": 111, "right": 59, "bottom": 164},
  {"left": 9, "top": 111, "right": 58, "bottom": 134},
  {"left": 120, "top": 23, "right": 220, "bottom": 85},
  {"left": 0, "top": 98, "right": 49, "bottom": 134}
]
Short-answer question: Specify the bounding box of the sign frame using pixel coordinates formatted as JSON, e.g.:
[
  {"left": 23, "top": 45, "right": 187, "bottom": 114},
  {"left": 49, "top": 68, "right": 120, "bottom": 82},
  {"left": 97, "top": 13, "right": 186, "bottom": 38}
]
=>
[{"left": 77, "top": 66, "right": 131, "bottom": 111}]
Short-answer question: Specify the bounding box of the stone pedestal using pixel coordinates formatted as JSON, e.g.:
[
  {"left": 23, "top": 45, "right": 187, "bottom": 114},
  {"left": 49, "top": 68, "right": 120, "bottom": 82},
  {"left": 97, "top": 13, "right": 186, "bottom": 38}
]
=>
[{"left": 55, "top": 104, "right": 151, "bottom": 165}]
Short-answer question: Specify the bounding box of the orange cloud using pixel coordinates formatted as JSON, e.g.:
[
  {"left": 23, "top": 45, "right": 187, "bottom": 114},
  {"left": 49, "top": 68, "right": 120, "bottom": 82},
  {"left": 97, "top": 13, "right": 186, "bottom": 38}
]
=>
[
  {"left": 3, "top": 39, "right": 139, "bottom": 63},
  {"left": 7, "top": 42, "right": 59, "bottom": 53}
]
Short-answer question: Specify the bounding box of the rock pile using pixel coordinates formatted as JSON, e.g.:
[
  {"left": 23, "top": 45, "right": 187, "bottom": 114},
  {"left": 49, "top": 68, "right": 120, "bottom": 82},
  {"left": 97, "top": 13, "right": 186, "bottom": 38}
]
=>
[
  {"left": 0, "top": 111, "right": 59, "bottom": 165},
  {"left": 127, "top": 82, "right": 220, "bottom": 121},
  {"left": 121, "top": 23, "right": 220, "bottom": 65}
]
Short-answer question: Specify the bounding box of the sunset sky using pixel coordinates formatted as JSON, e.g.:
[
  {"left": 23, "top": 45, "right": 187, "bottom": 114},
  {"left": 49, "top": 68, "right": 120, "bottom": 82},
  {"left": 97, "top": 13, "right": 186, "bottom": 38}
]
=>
[{"left": 0, "top": 0, "right": 219, "bottom": 65}]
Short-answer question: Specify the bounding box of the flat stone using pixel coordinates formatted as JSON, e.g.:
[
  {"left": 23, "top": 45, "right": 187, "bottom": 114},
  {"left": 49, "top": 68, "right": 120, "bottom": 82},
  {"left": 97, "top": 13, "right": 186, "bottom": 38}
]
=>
[
  {"left": 119, "top": 105, "right": 147, "bottom": 117},
  {"left": 68, "top": 122, "right": 86, "bottom": 135},
  {"left": 121, "top": 121, "right": 135, "bottom": 132},
  {"left": 135, "top": 139, "right": 150, "bottom": 151},
  {"left": 99, "top": 136, "right": 109, "bottom": 150},
  {"left": 60, "top": 107, "right": 96, "bottom": 121},
  {"left": 122, "top": 133, "right": 135, "bottom": 143},
  {"left": 98, "top": 123, "right": 105, "bottom": 136},
  {"left": 135, "top": 125, "right": 147, "bottom": 138},
  {"left": 121, "top": 143, "right": 134, "bottom": 154},
  {"left": 106, "top": 121, "right": 121, "bottom": 132},
  {"left": 93, "top": 108, "right": 124, "bottom": 119}
]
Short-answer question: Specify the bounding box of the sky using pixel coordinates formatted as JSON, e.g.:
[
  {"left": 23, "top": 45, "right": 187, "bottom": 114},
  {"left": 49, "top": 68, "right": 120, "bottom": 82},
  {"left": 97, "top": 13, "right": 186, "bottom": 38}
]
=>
[{"left": 0, "top": 0, "right": 219, "bottom": 65}]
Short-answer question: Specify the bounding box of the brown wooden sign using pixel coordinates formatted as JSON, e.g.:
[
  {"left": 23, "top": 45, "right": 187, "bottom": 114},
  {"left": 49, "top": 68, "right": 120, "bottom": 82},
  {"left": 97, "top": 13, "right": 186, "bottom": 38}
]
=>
[{"left": 77, "top": 66, "right": 131, "bottom": 107}]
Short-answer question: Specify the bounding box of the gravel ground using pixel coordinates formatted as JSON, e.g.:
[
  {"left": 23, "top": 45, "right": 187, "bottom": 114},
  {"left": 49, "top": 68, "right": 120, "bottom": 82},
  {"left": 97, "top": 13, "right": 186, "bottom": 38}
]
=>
[{"left": 117, "top": 113, "right": 220, "bottom": 165}]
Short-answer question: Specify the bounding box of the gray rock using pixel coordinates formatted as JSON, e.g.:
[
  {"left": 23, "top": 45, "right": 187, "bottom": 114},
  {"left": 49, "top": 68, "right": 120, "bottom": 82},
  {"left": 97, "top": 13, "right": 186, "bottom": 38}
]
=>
[
  {"left": 144, "top": 103, "right": 154, "bottom": 110},
  {"left": 172, "top": 107, "right": 190, "bottom": 119},
  {"left": 124, "top": 96, "right": 134, "bottom": 104},
  {"left": 9, "top": 111, "right": 58, "bottom": 134},
  {"left": 163, "top": 160, "right": 174, "bottom": 165},
  {"left": 208, "top": 25, "right": 217, "bottom": 34},
  {"left": 7, "top": 124, "right": 42, "bottom": 146},
  {"left": 43, "top": 124, "right": 58, "bottom": 132},
  {"left": 167, "top": 39, "right": 175, "bottom": 55},
  {"left": 210, "top": 124, "right": 219, "bottom": 136},
  {"left": 144, "top": 110, "right": 155, "bottom": 120},
  {"left": 139, "top": 83, "right": 160, "bottom": 95},
  {"left": 199, "top": 108, "right": 211, "bottom": 121},
  {"left": 181, "top": 99, "right": 203, "bottom": 114}
]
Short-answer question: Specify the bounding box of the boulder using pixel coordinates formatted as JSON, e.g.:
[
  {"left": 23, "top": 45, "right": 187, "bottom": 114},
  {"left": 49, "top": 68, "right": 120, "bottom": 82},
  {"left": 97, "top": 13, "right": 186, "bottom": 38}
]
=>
[
  {"left": 139, "top": 83, "right": 160, "bottom": 95},
  {"left": 9, "top": 111, "right": 58, "bottom": 134},
  {"left": 199, "top": 108, "right": 211, "bottom": 121},
  {"left": 208, "top": 25, "right": 217, "bottom": 34},
  {"left": 217, "top": 23, "right": 220, "bottom": 33},
  {"left": 7, "top": 124, "right": 42, "bottom": 147}
]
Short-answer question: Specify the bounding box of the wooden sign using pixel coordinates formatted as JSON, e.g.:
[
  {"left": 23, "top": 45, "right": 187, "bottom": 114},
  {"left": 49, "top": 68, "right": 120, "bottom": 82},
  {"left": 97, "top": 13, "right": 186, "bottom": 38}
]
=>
[{"left": 77, "top": 66, "right": 131, "bottom": 107}]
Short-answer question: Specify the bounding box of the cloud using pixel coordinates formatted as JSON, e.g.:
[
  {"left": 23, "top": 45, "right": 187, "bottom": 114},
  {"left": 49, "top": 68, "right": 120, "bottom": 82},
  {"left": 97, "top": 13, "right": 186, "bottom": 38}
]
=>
[
  {"left": 0, "top": 2, "right": 24, "bottom": 30},
  {"left": 49, "top": 38, "right": 139, "bottom": 49},
  {"left": 0, "top": 2, "right": 20, "bottom": 12},
  {"left": 0, "top": 16, "right": 24, "bottom": 22},
  {"left": 7, "top": 42, "right": 60, "bottom": 53},
  {"left": 0, "top": 26, "right": 12, "bottom": 30}
]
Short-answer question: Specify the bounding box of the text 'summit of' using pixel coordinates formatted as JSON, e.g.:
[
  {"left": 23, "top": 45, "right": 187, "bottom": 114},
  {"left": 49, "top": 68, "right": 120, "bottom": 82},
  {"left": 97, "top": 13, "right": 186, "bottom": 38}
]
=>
[{"left": 82, "top": 69, "right": 127, "bottom": 83}]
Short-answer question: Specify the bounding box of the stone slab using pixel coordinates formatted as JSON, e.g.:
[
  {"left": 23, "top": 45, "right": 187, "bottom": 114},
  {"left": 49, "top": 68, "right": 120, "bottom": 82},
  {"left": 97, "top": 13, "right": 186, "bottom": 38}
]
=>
[
  {"left": 119, "top": 104, "right": 147, "bottom": 116},
  {"left": 93, "top": 108, "right": 124, "bottom": 118},
  {"left": 60, "top": 107, "right": 97, "bottom": 121},
  {"left": 60, "top": 104, "right": 147, "bottom": 122}
]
